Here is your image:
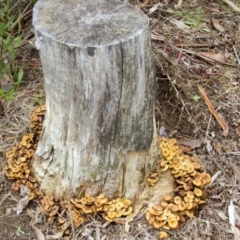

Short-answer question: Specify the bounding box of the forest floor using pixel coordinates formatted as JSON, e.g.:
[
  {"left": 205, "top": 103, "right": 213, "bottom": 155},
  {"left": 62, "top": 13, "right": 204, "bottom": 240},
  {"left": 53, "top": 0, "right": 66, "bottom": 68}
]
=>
[{"left": 0, "top": 0, "right": 240, "bottom": 239}]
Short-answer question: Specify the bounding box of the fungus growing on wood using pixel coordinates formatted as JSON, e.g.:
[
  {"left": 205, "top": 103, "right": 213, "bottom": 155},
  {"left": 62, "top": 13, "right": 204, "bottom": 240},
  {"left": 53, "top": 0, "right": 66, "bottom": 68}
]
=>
[
  {"left": 159, "top": 231, "right": 169, "bottom": 239},
  {"left": 4, "top": 104, "right": 212, "bottom": 238},
  {"left": 147, "top": 172, "right": 159, "bottom": 186}
]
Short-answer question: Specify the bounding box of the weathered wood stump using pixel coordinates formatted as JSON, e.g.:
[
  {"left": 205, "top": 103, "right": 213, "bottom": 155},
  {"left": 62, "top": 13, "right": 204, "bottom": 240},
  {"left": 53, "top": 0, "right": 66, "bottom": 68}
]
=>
[{"left": 32, "top": 0, "right": 174, "bottom": 207}]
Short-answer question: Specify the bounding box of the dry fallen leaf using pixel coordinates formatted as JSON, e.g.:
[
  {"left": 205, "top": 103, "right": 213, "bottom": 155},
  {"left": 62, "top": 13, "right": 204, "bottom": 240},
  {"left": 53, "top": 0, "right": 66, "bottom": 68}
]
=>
[
  {"left": 31, "top": 225, "right": 45, "bottom": 240},
  {"left": 170, "top": 18, "right": 190, "bottom": 30},
  {"left": 158, "top": 126, "right": 168, "bottom": 137},
  {"left": 6, "top": 208, "right": 11, "bottom": 216},
  {"left": 177, "top": 139, "right": 202, "bottom": 149},
  {"left": 212, "top": 141, "right": 223, "bottom": 153},
  {"left": 228, "top": 200, "right": 240, "bottom": 240},
  {"left": 20, "top": 185, "right": 30, "bottom": 197},
  {"left": 230, "top": 162, "right": 240, "bottom": 183},
  {"left": 215, "top": 209, "right": 227, "bottom": 220},
  {"left": 46, "top": 222, "right": 70, "bottom": 239},
  {"left": 178, "top": 144, "right": 192, "bottom": 153},
  {"left": 198, "top": 52, "right": 230, "bottom": 63},
  {"left": 27, "top": 208, "right": 35, "bottom": 219},
  {"left": 209, "top": 171, "right": 222, "bottom": 186},
  {"left": 211, "top": 18, "right": 225, "bottom": 32},
  {"left": 14, "top": 196, "right": 29, "bottom": 215}
]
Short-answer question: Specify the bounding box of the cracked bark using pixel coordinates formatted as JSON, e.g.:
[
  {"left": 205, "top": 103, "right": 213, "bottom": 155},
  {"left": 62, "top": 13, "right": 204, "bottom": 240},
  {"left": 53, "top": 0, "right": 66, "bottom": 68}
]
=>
[{"left": 32, "top": 0, "right": 174, "bottom": 207}]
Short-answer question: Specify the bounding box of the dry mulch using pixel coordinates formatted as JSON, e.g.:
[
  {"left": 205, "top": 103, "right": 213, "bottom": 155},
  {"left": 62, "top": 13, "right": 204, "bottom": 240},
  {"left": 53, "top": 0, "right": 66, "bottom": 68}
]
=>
[{"left": 0, "top": 0, "right": 240, "bottom": 239}]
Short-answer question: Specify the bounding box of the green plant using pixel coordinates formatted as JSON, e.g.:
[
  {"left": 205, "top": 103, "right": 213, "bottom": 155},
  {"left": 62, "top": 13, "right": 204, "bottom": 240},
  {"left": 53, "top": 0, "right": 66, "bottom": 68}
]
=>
[
  {"left": 15, "top": 226, "right": 24, "bottom": 236},
  {"left": 178, "top": 8, "right": 203, "bottom": 28},
  {"left": 192, "top": 95, "right": 200, "bottom": 101},
  {"left": 33, "top": 94, "right": 45, "bottom": 105},
  {"left": 0, "top": 0, "right": 25, "bottom": 99}
]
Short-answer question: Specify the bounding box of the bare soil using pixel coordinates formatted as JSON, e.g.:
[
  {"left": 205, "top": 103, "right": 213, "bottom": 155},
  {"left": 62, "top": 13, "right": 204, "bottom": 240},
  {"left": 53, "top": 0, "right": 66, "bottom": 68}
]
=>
[{"left": 1, "top": 0, "right": 240, "bottom": 239}]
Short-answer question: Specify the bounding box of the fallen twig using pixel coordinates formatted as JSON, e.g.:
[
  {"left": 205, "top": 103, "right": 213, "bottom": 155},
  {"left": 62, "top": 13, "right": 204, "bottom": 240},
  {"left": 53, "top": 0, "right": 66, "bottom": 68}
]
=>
[
  {"left": 198, "top": 84, "right": 229, "bottom": 136},
  {"left": 12, "top": 2, "right": 33, "bottom": 31},
  {"left": 223, "top": 0, "right": 240, "bottom": 12},
  {"left": 171, "top": 43, "right": 237, "bottom": 67},
  {"left": 140, "top": 0, "right": 152, "bottom": 8},
  {"left": 233, "top": 46, "right": 240, "bottom": 65},
  {"left": 174, "top": 0, "right": 182, "bottom": 9}
]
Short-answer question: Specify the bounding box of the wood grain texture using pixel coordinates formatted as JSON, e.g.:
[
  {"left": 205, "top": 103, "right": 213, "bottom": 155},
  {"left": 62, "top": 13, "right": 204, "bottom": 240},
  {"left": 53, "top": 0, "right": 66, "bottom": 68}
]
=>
[{"left": 32, "top": 0, "right": 174, "bottom": 203}]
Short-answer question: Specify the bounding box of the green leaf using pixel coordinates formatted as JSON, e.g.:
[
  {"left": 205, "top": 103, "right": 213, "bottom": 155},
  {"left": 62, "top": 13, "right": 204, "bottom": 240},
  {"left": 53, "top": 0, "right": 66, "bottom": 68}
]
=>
[
  {"left": 202, "top": 28, "right": 211, "bottom": 33},
  {"left": 7, "top": 45, "right": 15, "bottom": 58},
  {"left": 192, "top": 95, "right": 201, "bottom": 101},
  {"left": 0, "top": 23, "right": 6, "bottom": 35},
  {"left": 3, "top": 34, "right": 14, "bottom": 52},
  {"left": 17, "top": 68, "right": 23, "bottom": 83},
  {"left": 0, "top": 9, "right": 4, "bottom": 20},
  {"left": 13, "top": 36, "right": 21, "bottom": 48},
  {"left": 5, "top": 15, "right": 15, "bottom": 29}
]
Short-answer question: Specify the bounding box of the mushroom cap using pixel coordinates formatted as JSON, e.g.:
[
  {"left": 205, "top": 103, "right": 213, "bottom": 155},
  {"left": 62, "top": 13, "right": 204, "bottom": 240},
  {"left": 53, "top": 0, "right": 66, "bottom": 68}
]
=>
[
  {"left": 192, "top": 177, "right": 202, "bottom": 187},
  {"left": 49, "top": 206, "right": 59, "bottom": 217},
  {"left": 168, "top": 216, "right": 179, "bottom": 229},
  {"left": 194, "top": 188, "right": 203, "bottom": 197},
  {"left": 123, "top": 206, "right": 133, "bottom": 216},
  {"left": 178, "top": 202, "right": 186, "bottom": 211},
  {"left": 163, "top": 208, "right": 172, "bottom": 217},
  {"left": 103, "top": 214, "right": 113, "bottom": 222},
  {"left": 159, "top": 231, "right": 169, "bottom": 239},
  {"left": 108, "top": 204, "right": 116, "bottom": 212},
  {"left": 29, "top": 176, "right": 37, "bottom": 183},
  {"left": 184, "top": 196, "right": 193, "bottom": 203},
  {"left": 146, "top": 211, "right": 152, "bottom": 221},
  {"left": 107, "top": 211, "right": 117, "bottom": 219},
  {"left": 186, "top": 191, "right": 195, "bottom": 199},
  {"left": 201, "top": 173, "right": 211, "bottom": 185},
  {"left": 122, "top": 199, "right": 132, "bottom": 208},
  {"left": 160, "top": 201, "right": 169, "bottom": 208},
  {"left": 185, "top": 202, "right": 193, "bottom": 210},
  {"left": 85, "top": 194, "right": 95, "bottom": 203},
  {"left": 183, "top": 183, "right": 192, "bottom": 191},
  {"left": 173, "top": 196, "right": 182, "bottom": 205},
  {"left": 148, "top": 207, "right": 162, "bottom": 216},
  {"left": 115, "top": 209, "right": 125, "bottom": 218},
  {"left": 156, "top": 214, "right": 167, "bottom": 222},
  {"left": 82, "top": 206, "right": 93, "bottom": 214},
  {"left": 164, "top": 195, "right": 172, "bottom": 202},
  {"left": 168, "top": 204, "right": 179, "bottom": 212},
  {"left": 185, "top": 210, "right": 194, "bottom": 218},
  {"left": 153, "top": 220, "right": 164, "bottom": 229}
]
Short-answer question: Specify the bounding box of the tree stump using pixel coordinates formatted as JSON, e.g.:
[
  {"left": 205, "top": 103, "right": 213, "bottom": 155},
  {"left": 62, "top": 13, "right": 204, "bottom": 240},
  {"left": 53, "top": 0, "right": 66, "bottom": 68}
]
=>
[{"left": 32, "top": 0, "right": 174, "bottom": 207}]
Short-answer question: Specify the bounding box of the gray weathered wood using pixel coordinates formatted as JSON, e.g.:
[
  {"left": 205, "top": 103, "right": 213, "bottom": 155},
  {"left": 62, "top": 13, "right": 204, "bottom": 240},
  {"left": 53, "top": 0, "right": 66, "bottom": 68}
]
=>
[{"left": 32, "top": 0, "right": 174, "bottom": 204}]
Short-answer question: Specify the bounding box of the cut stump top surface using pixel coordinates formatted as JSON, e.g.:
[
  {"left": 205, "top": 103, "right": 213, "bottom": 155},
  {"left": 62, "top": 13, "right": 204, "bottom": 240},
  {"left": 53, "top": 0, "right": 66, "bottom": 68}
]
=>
[{"left": 33, "top": 0, "right": 148, "bottom": 47}]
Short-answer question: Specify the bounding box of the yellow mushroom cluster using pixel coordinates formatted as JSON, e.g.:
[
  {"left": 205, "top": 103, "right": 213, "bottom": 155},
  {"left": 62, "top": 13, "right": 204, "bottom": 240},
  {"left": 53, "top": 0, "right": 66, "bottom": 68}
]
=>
[
  {"left": 146, "top": 137, "right": 212, "bottom": 238},
  {"left": 39, "top": 193, "right": 133, "bottom": 229},
  {"left": 4, "top": 105, "right": 134, "bottom": 236},
  {"left": 4, "top": 104, "right": 212, "bottom": 239},
  {"left": 4, "top": 105, "right": 46, "bottom": 200},
  {"left": 30, "top": 104, "right": 46, "bottom": 136},
  {"left": 147, "top": 172, "right": 159, "bottom": 186}
]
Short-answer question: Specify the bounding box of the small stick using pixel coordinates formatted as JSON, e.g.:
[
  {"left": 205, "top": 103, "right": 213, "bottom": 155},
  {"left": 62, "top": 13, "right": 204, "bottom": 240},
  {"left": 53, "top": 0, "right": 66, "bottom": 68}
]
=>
[
  {"left": 223, "top": 0, "right": 240, "bottom": 12},
  {"left": 170, "top": 43, "right": 237, "bottom": 67},
  {"left": 140, "top": 0, "right": 152, "bottom": 8},
  {"left": 204, "top": 114, "right": 212, "bottom": 144},
  {"left": 233, "top": 46, "right": 240, "bottom": 65},
  {"left": 175, "top": 0, "right": 182, "bottom": 9},
  {"left": 11, "top": 2, "right": 33, "bottom": 31},
  {"left": 198, "top": 84, "right": 229, "bottom": 136}
]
